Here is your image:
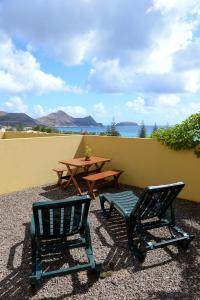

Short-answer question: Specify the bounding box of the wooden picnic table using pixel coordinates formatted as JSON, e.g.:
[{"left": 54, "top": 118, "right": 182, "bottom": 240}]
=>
[{"left": 59, "top": 156, "right": 111, "bottom": 195}]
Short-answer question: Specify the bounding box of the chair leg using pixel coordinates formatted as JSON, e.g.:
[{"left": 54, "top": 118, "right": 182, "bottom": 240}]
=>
[
  {"left": 99, "top": 195, "right": 114, "bottom": 219},
  {"left": 84, "top": 223, "right": 101, "bottom": 272},
  {"left": 30, "top": 238, "right": 42, "bottom": 292},
  {"left": 125, "top": 220, "right": 146, "bottom": 263},
  {"left": 178, "top": 237, "right": 194, "bottom": 250},
  {"left": 168, "top": 223, "right": 194, "bottom": 251}
]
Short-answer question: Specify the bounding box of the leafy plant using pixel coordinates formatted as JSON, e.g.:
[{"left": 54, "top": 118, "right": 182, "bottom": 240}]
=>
[
  {"left": 84, "top": 145, "right": 92, "bottom": 157},
  {"left": 138, "top": 121, "right": 146, "bottom": 138},
  {"left": 151, "top": 112, "right": 200, "bottom": 157}
]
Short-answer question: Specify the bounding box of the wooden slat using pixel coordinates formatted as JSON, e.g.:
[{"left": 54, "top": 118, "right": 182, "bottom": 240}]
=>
[
  {"left": 83, "top": 170, "right": 121, "bottom": 182},
  {"left": 59, "top": 156, "right": 111, "bottom": 167},
  {"left": 53, "top": 166, "right": 77, "bottom": 172}
]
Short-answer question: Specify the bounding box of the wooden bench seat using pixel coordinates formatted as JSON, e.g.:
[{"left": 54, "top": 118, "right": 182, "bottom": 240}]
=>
[
  {"left": 52, "top": 166, "right": 76, "bottom": 186},
  {"left": 83, "top": 170, "right": 123, "bottom": 199}
]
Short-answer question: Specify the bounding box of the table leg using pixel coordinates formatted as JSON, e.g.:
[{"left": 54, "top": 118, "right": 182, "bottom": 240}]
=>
[
  {"left": 66, "top": 165, "right": 82, "bottom": 195},
  {"left": 57, "top": 171, "right": 63, "bottom": 186},
  {"left": 86, "top": 181, "right": 96, "bottom": 200},
  {"left": 95, "top": 161, "right": 106, "bottom": 172},
  {"left": 113, "top": 173, "right": 122, "bottom": 188}
]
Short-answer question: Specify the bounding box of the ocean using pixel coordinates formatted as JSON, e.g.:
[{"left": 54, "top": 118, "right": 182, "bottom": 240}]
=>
[{"left": 57, "top": 125, "right": 162, "bottom": 137}]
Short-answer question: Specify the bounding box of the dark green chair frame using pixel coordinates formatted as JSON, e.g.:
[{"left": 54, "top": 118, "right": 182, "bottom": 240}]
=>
[
  {"left": 30, "top": 195, "right": 100, "bottom": 290},
  {"left": 99, "top": 182, "right": 194, "bottom": 262}
]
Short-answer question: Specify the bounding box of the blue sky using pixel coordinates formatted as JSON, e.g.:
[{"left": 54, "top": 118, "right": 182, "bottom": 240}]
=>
[{"left": 0, "top": 0, "right": 200, "bottom": 125}]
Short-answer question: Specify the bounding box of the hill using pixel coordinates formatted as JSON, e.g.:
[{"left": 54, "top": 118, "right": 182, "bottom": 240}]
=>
[
  {"left": 37, "top": 110, "right": 102, "bottom": 127},
  {"left": 0, "top": 111, "right": 7, "bottom": 117},
  {"left": 116, "top": 121, "right": 138, "bottom": 126},
  {"left": 74, "top": 116, "right": 102, "bottom": 126},
  {"left": 37, "top": 110, "right": 74, "bottom": 127},
  {"left": 0, "top": 113, "right": 38, "bottom": 126}
]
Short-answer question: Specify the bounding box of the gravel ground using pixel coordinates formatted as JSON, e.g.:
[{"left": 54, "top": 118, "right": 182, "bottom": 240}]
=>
[{"left": 0, "top": 182, "right": 199, "bottom": 300}]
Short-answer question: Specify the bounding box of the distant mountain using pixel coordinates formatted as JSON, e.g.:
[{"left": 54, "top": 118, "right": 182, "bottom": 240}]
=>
[
  {"left": 116, "top": 121, "right": 138, "bottom": 126},
  {"left": 37, "top": 110, "right": 102, "bottom": 127},
  {"left": 37, "top": 110, "right": 74, "bottom": 127},
  {"left": 0, "top": 111, "right": 7, "bottom": 117},
  {"left": 0, "top": 113, "right": 38, "bottom": 126},
  {"left": 0, "top": 110, "right": 102, "bottom": 127},
  {"left": 74, "top": 116, "right": 102, "bottom": 126}
]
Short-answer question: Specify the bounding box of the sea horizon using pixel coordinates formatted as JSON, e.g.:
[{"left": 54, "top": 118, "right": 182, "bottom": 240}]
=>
[{"left": 57, "top": 124, "right": 167, "bottom": 137}]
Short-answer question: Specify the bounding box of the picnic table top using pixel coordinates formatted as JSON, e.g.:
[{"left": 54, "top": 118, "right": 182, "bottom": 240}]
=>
[{"left": 59, "top": 156, "right": 111, "bottom": 167}]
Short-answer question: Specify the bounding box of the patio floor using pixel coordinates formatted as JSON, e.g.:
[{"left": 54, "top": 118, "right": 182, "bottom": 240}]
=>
[{"left": 0, "top": 182, "right": 199, "bottom": 300}]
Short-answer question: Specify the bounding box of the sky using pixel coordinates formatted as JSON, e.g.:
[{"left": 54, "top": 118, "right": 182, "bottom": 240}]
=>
[{"left": 0, "top": 0, "right": 200, "bottom": 125}]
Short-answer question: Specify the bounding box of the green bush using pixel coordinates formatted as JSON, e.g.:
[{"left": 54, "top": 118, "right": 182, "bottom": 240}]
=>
[
  {"left": 32, "top": 125, "right": 58, "bottom": 133},
  {"left": 151, "top": 112, "right": 200, "bottom": 157}
]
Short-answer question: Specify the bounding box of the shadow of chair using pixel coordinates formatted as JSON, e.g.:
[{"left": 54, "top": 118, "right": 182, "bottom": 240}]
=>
[
  {"left": 93, "top": 197, "right": 200, "bottom": 299},
  {"left": 39, "top": 180, "right": 88, "bottom": 201},
  {"left": 146, "top": 199, "right": 200, "bottom": 299},
  {"left": 93, "top": 209, "right": 177, "bottom": 272},
  {"left": 0, "top": 222, "right": 99, "bottom": 300}
]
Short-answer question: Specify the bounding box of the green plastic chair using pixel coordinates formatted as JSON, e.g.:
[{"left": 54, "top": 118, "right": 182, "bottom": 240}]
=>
[
  {"left": 30, "top": 195, "right": 100, "bottom": 291},
  {"left": 99, "top": 182, "right": 194, "bottom": 262}
]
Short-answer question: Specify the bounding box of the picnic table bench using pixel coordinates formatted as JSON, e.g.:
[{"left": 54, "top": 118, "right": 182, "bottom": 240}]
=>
[
  {"left": 52, "top": 166, "right": 98, "bottom": 187},
  {"left": 83, "top": 170, "right": 123, "bottom": 199},
  {"left": 59, "top": 156, "right": 111, "bottom": 195},
  {"left": 52, "top": 166, "right": 71, "bottom": 186}
]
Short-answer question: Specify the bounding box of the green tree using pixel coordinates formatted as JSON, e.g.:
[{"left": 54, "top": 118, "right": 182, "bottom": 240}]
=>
[
  {"left": 152, "top": 123, "right": 158, "bottom": 134},
  {"left": 151, "top": 112, "right": 200, "bottom": 157},
  {"left": 105, "top": 118, "right": 120, "bottom": 136},
  {"left": 16, "top": 124, "right": 24, "bottom": 131},
  {"left": 138, "top": 121, "right": 146, "bottom": 138}
]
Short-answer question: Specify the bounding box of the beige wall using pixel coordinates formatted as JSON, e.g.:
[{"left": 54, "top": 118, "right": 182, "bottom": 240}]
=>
[
  {"left": 0, "top": 132, "right": 5, "bottom": 139},
  {"left": 84, "top": 136, "right": 200, "bottom": 202},
  {"left": 3, "top": 131, "right": 63, "bottom": 139},
  {"left": 0, "top": 134, "right": 199, "bottom": 202},
  {"left": 0, "top": 135, "right": 84, "bottom": 194}
]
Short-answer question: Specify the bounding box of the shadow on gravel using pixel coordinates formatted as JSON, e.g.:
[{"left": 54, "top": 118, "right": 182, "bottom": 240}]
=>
[
  {"left": 94, "top": 198, "right": 200, "bottom": 300},
  {"left": 93, "top": 209, "right": 176, "bottom": 271},
  {"left": 146, "top": 199, "right": 200, "bottom": 299},
  {"left": 0, "top": 222, "right": 99, "bottom": 300},
  {"left": 39, "top": 182, "right": 88, "bottom": 201}
]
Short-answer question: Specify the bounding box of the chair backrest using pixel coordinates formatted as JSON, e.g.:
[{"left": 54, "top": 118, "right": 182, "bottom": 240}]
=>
[
  {"left": 131, "top": 182, "right": 185, "bottom": 220},
  {"left": 32, "top": 195, "right": 91, "bottom": 239}
]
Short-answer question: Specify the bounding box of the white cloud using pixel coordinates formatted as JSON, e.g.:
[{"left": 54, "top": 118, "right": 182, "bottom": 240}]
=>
[
  {"left": 93, "top": 103, "right": 106, "bottom": 114},
  {"left": 126, "top": 94, "right": 200, "bottom": 123},
  {"left": 92, "top": 102, "right": 107, "bottom": 121},
  {"left": 126, "top": 97, "right": 150, "bottom": 113},
  {"left": 56, "top": 31, "right": 97, "bottom": 65},
  {"left": 0, "top": 0, "right": 200, "bottom": 97},
  {"left": 156, "top": 95, "right": 180, "bottom": 106},
  {"left": 0, "top": 32, "right": 83, "bottom": 95},
  {"left": 4, "top": 96, "right": 28, "bottom": 113},
  {"left": 88, "top": 59, "right": 131, "bottom": 93},
  {"left": 150, "top": 0, "right": 200, "bottom": 15},
  {"left": 33, "top": 104, "right": 46, "bottom": 116}
]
